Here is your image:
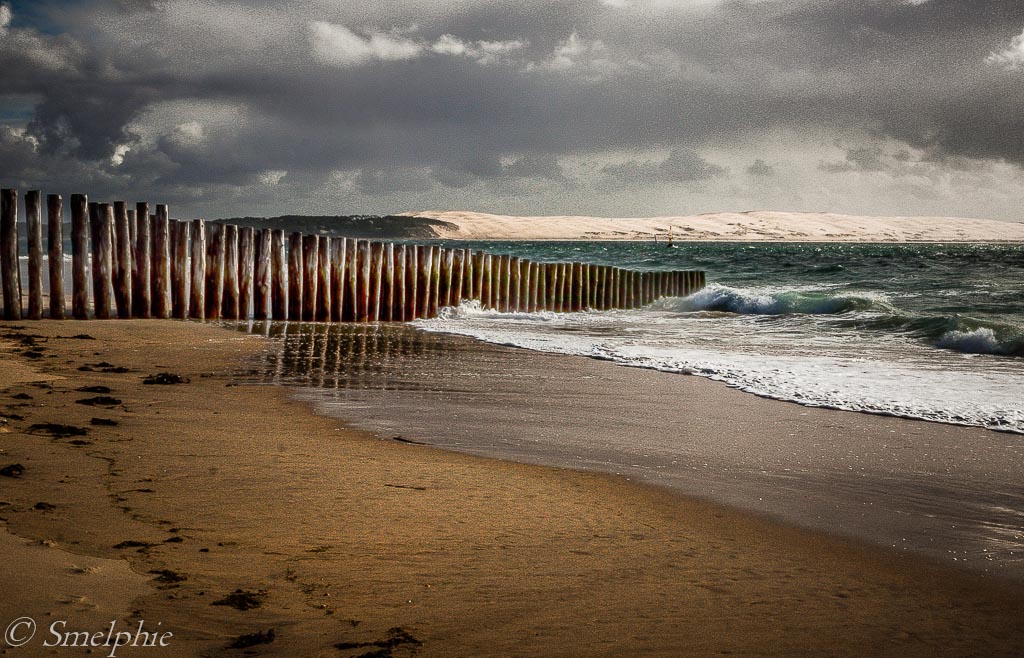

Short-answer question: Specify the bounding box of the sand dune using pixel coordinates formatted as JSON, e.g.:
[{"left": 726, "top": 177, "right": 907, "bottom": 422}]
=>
[{"left": 399, "top": 210, "right": 1024, "bottom": 242}]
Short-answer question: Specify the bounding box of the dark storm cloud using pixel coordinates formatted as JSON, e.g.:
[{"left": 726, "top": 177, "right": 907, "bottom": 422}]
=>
[
  {"left": 604, "top": 148, "right": 726, "bottom": 183},
  {"left": 1, "top": 0, "right": 1023, "bottom": 215}
]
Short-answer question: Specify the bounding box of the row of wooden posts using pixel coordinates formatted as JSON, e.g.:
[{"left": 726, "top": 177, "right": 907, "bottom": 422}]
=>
[{"left": 0, "top": 189, "right": 707, "bottom": 322}]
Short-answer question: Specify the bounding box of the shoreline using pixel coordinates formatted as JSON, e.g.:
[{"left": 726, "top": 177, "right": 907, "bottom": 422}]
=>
[{"left": 2, "top": 320, "right": 1023, "bottom": 656}]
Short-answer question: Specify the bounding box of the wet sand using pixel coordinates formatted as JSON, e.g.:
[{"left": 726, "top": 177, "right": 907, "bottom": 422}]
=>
[
  {"left": 255, "top": 323, "right": 1024, "bottom": 582},
  {"left": 1, "top": 320, "right": 1023, "bottom": 657}
]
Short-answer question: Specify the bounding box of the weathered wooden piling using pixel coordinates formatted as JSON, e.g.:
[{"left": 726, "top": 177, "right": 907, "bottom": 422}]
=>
[
  {"left": 152, "top": 205, "right": 171, "bottom": 318},
  {"left": 252, "top": 229, "right": 270, "bottom": 320},
  {"left": 452, "top": 248, "right": 465, "bottom": 307},
  {"left": 358, "top": 240, "right": 371, "bottom": 323},
  {"left": 70, "top": 195, "right": 89, "bottom": 319},
  {"left": 166, "top": 220, "right": 186, "bottom": 318},
  {"left": 90, "top": 204, "right": 114, "bottom": 319},
  {"left": 440, "top": 248, "right": 454, "bottom": 309},
  {"left": 112, "top": 202, "right": 133, "bottom": 318},
  {"left": 329, "top": 237, "right": 345, "bottom": 322},
  {"left": 370, "top": 242, "right": 384, "bottom": 322},
  {"left": 288, "top": 232, "right": 303, "bottom": 321},
  {"left": 344, "top": 238, "right": 358, "bottom": 322},
  {"left": 394, "top": 244, "right": 406, "bottom": 321},
  {"left": 190, "top": 220, "right": 206, "bottom": 320},
  {"left": 417, "top": 245, "right": 432, "bottom": 319},
  {"left": 47, "top": 194, "right": 64, "bottom": 319},
  {"left": 316, "top": 234, "right": 331, "bottom": 322},
  {"left": 223, "top": 224, "right": 240, "bottom": 320},
  {"left": 571, "top": 262, "right": 583, "bottom": 312},
  {"left": 469, "top": 251, "right": 482, "bottom": 303},
  {"left": 383, "top": 242, "right": 395, "bottom": 321},
  {"left": 0, "top": 189, "right": 20, "bottom": 320},
  {"left": 430, "top": 247, "right": 442, "bottom": 317},
  {"left": 23, "top": 191, "right": 43, "bottom": 319},
  {"left": 271, "top": 230, "right": 287, "bottom": 320},
  {"left": 544, "top": 263, "right": 556, "bottom": 312},
  {"left": 301, "top": 234, "right": 318, "bottom": 322},
  {"left": 205, "top": 223, "right": 225, "bottom": 320},
  {"left": 405, "top": 244, "right": 418, "bottom": 320},
  {"left": 133, "top": 203, "right": 151, "bottom": 318},
  {"left": 510, "top": 257, "right": 522, "bottom": 312},
  {"left": 239, "top": 227, "right": 254, "bottom": 320}
]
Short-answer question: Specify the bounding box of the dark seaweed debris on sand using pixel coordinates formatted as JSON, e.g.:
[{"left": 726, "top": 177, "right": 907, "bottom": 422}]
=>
[
  {"left": 212, "top": 589, "right": 266, "bottom": 611},
  {"left": 28, "top": 423, "right": 89, "bottom": 438},
  {"left": 335, "top": 627, "right": 422, "bottom": 657},
  {"left": 143, "top": 373, "right": 190, "bottom": 385},
  {"left": 75, "top": 396, "right": 122, "bottom": 407},
  {"left": 228, "top": 628, "right": 276, "bottom": 649},
  {"left": 76, "top": 385, "right": 113, "bottom": 394},
  {"left": 0, "top": 464, "right": 25, "bottom": 478}
]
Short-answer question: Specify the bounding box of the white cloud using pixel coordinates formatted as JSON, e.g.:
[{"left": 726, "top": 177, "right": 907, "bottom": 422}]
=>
[
  {"left": 309, "top": 21, "right": 422, "bottom": 67},
  {"left": 430, "top": 34, "right": 524, "bottom": 64},
  {"left": 0, "top": 3, "right": 11, "bottom": 32},
  {"left": 985, "top": 28, "right": 1024, "bottom": 71},
  {"left": 258, "top": 170, "right": 287, "bottom": 185},
  {"left": 110, "top": 143, "right": 130, "bottom": 166}
]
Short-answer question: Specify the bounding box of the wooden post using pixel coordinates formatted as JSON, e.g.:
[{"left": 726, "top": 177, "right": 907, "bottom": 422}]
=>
[
  {"left": 429, "top": 246, "right": 441, "bottom": 317},
  {"left": 112, "top": 202, "right": 132, "bottom": 318},
  {"left": 555, "top": 262, "right": 567, "bottom": 312},
  {"left": 462, "top": 249, "right": 475, "bottom": 301},
  {"left": 0, "top": 189, "right": 20, "bottom": 320},
  {"left": 205, "top": 223, "right": 225, "bottom": 320},
  {"left": 152, "top": 205, "right": 170, "bottom": 318},
  {"left": 382, "top": 243, "right": 395, "bottom": 321},
  {"left": 369, "top": 242, "right": 384, "bottom": 322},
  {"left": 344, "top": 238, "right": 358, "bottom": 321},
  {"left": 288, "top": 232, "right": 303, "bottom": 321},
  {"left": 70, "top": 195, "right": 89, "bottom": 319},
  {"left": 133, "top": 203, "right": 151, "bottom": 318},
  {"left": 167, "top": 220, "right": 186, "bottom": 319},
  {"left": 252, "top": 229, "right": 270, "bottom": 320},
  {"left": 190, "top": 220, "right": 206, "bottom": 320},
  {"left": 239, "top": 227, "right": 254, "bottom": 320},
  {"left": 91, "top": 204, "right": 114, "bottom": 319},
  {"left": 222, "top": 225, "right": 240, "bottom": 320},
  {"left": 301, "top": 234, "right": 318, "bottom": 322},
  {"left": 493, "top": 254, "right": 506, "bottom": 312},
  {"left": 47, "top": 194, "right": 64, "bottom": 319},
  {"left": 509, "top": 257, "right": 521, "bottom": 312},
  {"left": 355, "top": 240, "right": 369, "bottom": 322},
  {"left": 405, "top": 244, "right": 418, "bottom": 320},
  {"left": 473, "top": 250, "right": 485, "bottom": 304},
  {"left": 271, "top": 230, "right": 287, "bottom": 320},
  {"left": 569, "top": 262, "right": 581, "bottom": 312},
  {"left": 543, "top": 263, "right": 555, "bottom": 312},
  {"left": 452, "top": 248, "right": 465, "bottom": 307},
  {"left": 23, "top": 191, "right": 43, "bottom": 319},
  {"left": 440, "top": 248, "right": 454, "bottom": 309},
  {"left": 528, "top": 262, "right": 537, "bottom": 311},
  {"left": 479, "top": 253, "right": 490, "bottom": 309},
  {"left": 394, "top": 244, "right": 406, "bottom": 321},
  {"left": 417, "top": 245, "right": 432, "bottom": 318},
  {"left": 536, "top": 262, "right": 547, "bottom": 311},
  {"left": 316, "top": 234, "right": 331, "bottom": 322},
  {"left": 329, "top": 237, "right": 345, "bottom": 322}
]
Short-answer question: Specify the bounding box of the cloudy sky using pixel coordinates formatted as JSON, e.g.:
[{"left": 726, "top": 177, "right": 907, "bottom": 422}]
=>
[{"left": 2, "top": 0, "right": 1024, "bottom": 221}]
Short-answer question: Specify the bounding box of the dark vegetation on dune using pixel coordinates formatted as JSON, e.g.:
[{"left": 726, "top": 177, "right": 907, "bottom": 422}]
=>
[{"left": 214, "top": 214, "right": 456, "bottom": 240}]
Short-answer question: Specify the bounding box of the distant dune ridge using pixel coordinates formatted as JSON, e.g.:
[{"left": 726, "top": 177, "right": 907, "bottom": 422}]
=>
[{"left": 398, "top": 210, "right": 1024, "bottom": 242}]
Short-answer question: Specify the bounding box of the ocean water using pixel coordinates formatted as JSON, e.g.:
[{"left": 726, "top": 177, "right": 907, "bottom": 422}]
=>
[{"left": 412, "top": 242, "right": 1024, "bottom": 434}]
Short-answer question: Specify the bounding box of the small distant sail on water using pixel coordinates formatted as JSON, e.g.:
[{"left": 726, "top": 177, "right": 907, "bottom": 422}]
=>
[{"left": 667, "top": 226, "right": 674, "bottom": 247}]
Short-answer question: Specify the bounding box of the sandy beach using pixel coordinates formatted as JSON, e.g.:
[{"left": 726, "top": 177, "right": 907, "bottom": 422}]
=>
[
  {"left": 0, "top": 319, "right": 1022, "bottom": 657},
  {"left": 399, "top": 210, "right": 1024, "bottom": 242}
]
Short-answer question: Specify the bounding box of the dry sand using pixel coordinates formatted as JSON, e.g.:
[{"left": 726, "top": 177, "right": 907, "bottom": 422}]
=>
[
  {"left": 1, "top": 320, "right": 1023, "bottom": 657},
  {"left": 399, "top": 209, "right": 1024, "bottom": 242}
]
